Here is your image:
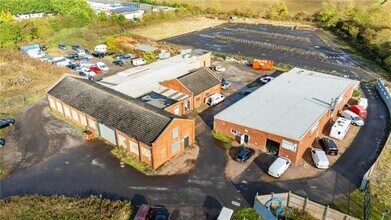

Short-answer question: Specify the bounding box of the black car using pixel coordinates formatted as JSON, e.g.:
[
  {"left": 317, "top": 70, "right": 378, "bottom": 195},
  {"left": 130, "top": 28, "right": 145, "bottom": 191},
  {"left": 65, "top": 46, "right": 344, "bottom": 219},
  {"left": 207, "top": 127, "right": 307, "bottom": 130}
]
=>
[
  {"left": 92, "top": 51, "right": 105, "bottom": 58},
  {"left": 151, "top": 208, "right": 170, "bottom": 220},
  {"left": 40, "top": 45, "right": 47, "bottom": 51},
  {"left": 65, "top": 53, "right": 79, "bottom": 60},
  {"left": 235, "top": 147, "right": 254, "bottom": 163},
  {"left": 66, "top": 63, "right": 79, "bottom": 70},
  {"left": 113, "top": 54, "right": 124, "bottom": 60},
  {"left": 318, "top": 138, "right": 338, "bottom": 155},
  {"left": 84, "top": 49, "right": 91, "bottom": 54},
  {"left": 0, "top": 138, "right": 4, "bottom": 147},
  {"left": 0, "top": 118, "right": 15, "bottom": 129},
  {"left": 113, "top": 59, "right": 125, "bottom": 66},
  {"left": 72, "top": 45, "right": 81, "bottom": 51}
]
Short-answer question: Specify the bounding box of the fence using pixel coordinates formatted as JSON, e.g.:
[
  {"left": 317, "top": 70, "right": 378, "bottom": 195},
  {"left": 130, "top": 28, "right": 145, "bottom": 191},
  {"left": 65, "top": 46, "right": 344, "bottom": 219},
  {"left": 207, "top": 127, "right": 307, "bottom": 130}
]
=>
[
  {"left": 255, "top": 192, "right": 359, "bottom": 220},
  {"left": 375, "top": 79, "right": 391, "bottom": 115},
  {"left": 2, "top": 88, "right": 48, "bottom": 110}
]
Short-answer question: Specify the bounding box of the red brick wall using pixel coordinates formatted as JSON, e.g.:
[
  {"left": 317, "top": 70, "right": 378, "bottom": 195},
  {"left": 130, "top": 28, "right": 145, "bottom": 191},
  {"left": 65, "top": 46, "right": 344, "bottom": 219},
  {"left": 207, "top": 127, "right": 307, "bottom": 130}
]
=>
[
  {"left": 193, "top": 83, "right": 221, "bottom": 109},
  {"left": 151, "top": 118, "right": 195, "bottom": 169},
  {"left": 161, "top": 79, "right": 192, "bottom": 95},
  {"left": 164, "top": 101, "right": 184, "bottom": 116}
]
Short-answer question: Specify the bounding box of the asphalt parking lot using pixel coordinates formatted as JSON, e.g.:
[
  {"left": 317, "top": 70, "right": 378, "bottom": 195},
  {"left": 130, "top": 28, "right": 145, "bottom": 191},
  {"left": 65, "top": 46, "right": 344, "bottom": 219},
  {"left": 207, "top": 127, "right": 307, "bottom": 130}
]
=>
[{"left": 165, "top": 23, "right": 375, "bottom": 80}]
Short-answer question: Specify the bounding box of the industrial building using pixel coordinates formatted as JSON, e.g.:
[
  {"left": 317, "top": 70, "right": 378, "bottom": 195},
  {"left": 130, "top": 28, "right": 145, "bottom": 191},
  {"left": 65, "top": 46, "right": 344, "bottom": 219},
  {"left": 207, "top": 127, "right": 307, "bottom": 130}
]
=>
[
  {"left": 214, "top": 68, "right": 359, "bottom": 164},
  {"left": 47, "top": 76, "right": 195, "bottom": 169}
]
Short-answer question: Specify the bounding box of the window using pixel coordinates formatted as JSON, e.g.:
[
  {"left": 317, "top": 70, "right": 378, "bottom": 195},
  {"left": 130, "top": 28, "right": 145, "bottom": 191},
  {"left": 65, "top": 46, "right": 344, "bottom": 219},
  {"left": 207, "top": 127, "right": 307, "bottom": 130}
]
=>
[
  {"left": 80, "top": 114, "right": 87, "bottom": 126},
  {"left": 174, "top": 106, "right": 180, "bottom": 115},
  {"left": 205, "top": 92, "right": 210, "bottom": 97},
  {"left": 141, "top": 147, "right": 151, "bottom": 159},
  {"left": 172, "top": 127, "right": 179, "bottom": 139},
  {"left": 129, "top": 140, "right": 139, "bottom": 155},
  {"left": 71, "top": 109, "right": 79, "bottom": 122},
  {"left": 118, "top": 134, "right": 127, "bottom": 147},
  {"left": 195, "top": 96, "right": 200, "bottom": 102},
  {"left": 231, "top": 129, "right": 242, "bottom": 136},
  {"left": 87, "top": 118, "right": 97, "bottom": 129},
  {"left": 172, "top": 141, "right": 180, "bottom": 153}
]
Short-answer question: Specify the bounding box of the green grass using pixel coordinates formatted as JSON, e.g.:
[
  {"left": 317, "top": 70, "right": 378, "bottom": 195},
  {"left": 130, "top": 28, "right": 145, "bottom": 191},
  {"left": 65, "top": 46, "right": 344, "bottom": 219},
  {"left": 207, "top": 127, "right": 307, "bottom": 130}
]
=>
[
  {"left": 233, "top": 208, "right": 262, "bottom": 220},
  {"left": 111, "top": 147, "right": 156, "bottom": 175},
  {"left": 0, "top": 195, "right": 134, "bottom": 219},
  {"left": 212, "top": 131, "right": 232, "bottom": 149}
]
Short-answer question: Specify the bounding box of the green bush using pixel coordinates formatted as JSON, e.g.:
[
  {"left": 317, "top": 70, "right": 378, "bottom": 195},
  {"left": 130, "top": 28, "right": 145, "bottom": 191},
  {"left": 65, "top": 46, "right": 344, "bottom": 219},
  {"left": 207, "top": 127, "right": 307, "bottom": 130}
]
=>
[
  {"left": 141, "top": 51, "right": 157, "bottom": 64},
  {"left": 353, "top": 89, "right": 361, "bottom": 98},
  {"left": 233, "top": 208, "right": 261, "bottom": 220},
  {"left": 212, "top": 131, "right": 232, "bottom": 149}
]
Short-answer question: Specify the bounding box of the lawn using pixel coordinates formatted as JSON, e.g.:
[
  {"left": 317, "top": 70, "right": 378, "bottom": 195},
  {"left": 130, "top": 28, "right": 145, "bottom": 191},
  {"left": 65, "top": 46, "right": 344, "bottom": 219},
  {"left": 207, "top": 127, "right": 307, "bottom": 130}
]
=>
[
  {"left": 0, "top": 195, "right": 134, "bottom": 219},
  {"left": 132, "top": 17, "right": 226, "bottom": 40}
]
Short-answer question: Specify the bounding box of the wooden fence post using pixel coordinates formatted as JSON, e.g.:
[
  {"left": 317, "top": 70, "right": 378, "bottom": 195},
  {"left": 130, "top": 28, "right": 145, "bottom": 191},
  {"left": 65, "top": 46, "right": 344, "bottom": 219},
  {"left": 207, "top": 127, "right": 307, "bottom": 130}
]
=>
[
  {"left": 287, "top": 191, "right": 291, "bottom": 207},
  {"left": 303, "top": 197, "right": 309, "bottom": 211},
  {"left": 322, "top": 205, "right": 329, "bottom": 220}
]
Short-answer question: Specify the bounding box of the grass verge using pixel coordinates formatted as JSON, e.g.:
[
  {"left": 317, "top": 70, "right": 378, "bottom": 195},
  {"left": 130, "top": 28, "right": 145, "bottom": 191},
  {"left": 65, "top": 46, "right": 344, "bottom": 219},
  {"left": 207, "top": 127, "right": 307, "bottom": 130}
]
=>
[
  {"left": 0, "top": 195, "right": 134, "bottom": 219},
  {"left": 111, "top": 147, "right": 156, "bottom": 175},
  {"left": 212, "top": 131, "right": 232, "bottom": 149}
]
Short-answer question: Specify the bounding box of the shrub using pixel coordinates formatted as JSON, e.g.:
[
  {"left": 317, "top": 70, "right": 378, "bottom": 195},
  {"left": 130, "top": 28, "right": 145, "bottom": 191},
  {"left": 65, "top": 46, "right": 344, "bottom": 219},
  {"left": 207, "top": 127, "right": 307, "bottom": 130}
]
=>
[
  {"left": 286, "top": 209, "right": 317, "bottom": 220},
  {"left": 353, "top": 89, "right": 361, "bottom": 98},
  {"left": 141, "top": 51, "right": 157, "bottom": 64},
  {"left": 233, "top": 208, "right": 261, "bottom": 220},
  {"left": 212, "top": 131, "right": 232, "bottom": 149}
]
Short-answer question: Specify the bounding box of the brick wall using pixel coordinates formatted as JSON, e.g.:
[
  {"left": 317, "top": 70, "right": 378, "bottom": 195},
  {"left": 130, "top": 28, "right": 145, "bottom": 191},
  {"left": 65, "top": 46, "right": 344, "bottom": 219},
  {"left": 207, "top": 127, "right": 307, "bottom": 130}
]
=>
[
  {"left": 193, "top": 83, "right": 221, "bottom": 109},
  {"left": 164, "top": 101, "right": 184, "bottom": 116},
  {"left": 161, "top": 79, "right": 192, "bottom": 95}
]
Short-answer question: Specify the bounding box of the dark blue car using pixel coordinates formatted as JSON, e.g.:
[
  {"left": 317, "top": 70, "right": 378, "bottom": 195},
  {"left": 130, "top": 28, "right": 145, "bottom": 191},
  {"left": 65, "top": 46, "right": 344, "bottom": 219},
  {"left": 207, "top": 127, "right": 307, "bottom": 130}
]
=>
[
  {"left": 58, "top": 44, "right": 67, "bottom": 50},
  {"left": 235, "top": 148, "right": 254, "bottom": 163}
]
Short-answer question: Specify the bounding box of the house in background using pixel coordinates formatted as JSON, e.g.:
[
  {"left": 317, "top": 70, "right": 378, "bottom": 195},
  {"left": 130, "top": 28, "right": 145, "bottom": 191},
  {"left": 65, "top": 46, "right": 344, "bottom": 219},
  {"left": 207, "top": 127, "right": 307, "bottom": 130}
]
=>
[
  {"left": 47, "top": 76, "right": 195, "bottom": 169},
  {"left": 214, "top": 68, "right": 359, "bottom": 164},
  {"left": 162, "top": 67, "right": 222, "bottom": 110},
  {"left": 110, "top": 6, "right": 144, "bottom": 20}
]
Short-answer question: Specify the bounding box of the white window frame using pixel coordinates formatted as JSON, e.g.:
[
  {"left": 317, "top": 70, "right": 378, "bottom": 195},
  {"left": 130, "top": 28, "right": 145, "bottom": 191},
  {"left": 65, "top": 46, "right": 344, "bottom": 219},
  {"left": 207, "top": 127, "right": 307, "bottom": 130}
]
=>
[
  {"left": 171, "top": 140, "right": 181, "bottom": 153},
  {"left": 141, "top": 147, "right": 151, "bottom": 159},
  {"left": 172, "top": 127, "right": 179, "bottom": 139},
  {"left": 129, "top": 140, "right": 139, "bottom": 155}
]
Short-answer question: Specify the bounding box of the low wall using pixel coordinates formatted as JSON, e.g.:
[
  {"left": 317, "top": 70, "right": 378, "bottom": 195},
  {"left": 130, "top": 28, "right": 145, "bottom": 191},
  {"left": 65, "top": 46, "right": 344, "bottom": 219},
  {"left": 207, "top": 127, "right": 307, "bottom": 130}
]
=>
[
  {"left": 255, "top": 192, "right": 358, "bottom": 220},
  {"left": 376, "top": 79, "right": 391, "bottom": 115}
]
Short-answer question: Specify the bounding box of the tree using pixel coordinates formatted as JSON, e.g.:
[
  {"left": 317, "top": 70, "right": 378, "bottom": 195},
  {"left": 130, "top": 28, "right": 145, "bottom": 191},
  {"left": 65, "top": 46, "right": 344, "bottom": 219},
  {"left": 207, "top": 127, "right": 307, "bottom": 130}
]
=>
[
  {"left": 384, "top": 56, "right": 391, "bottom": 72},
  {"left": 97, "top": 11, "right": 108, "bottom": 21},
  {"left": 266, "top": 2, "right": 289, "bottom": 20},
  {"left": 106, "top": 36, "right": 116, "bottom": 51},
  {"left": 117, "top": 14, "right": 126, "bottom": 22},
  {"left": 316, "top": 2, "right": 339, "bottom": 27},
  {"left": 0, "top": 22, "right": 22, "bottom": 48},
  {"left": 0, "top": 11, "right": 13, "bottom": 22}
]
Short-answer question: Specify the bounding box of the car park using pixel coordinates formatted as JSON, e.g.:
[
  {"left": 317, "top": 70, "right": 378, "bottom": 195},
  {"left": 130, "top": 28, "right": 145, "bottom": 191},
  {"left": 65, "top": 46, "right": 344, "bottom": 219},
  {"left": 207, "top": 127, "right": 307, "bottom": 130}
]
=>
[
  {"left": 260, "top": 76, "right": 275, "bottom": 84},
  {"left": 89, "top": 66, "right": 102, "bottom": 74},
  {"left": 221, "top": 81, "right": 232, "bottom": 90},
  {"left": 206, "top": 94, "right": 225, "bottom": 106},
  {"left": 318, "top": 138, "right": 338, "bottom": 156},
  {"left": 311, "top": 148, "right": 329, "bottom": 169},
  {"left": 0, "top": 118, "right": 15, "bottom": 129},
  {"left": 215, "top": 65, "right": 226, "bottom": 72},
  {"left": 0, "top": 138, "right": 5, "bottom": 148},
  {"left": 58, "top": 44, "right": 67, "bottom": 50},
  {"left": 342, "top": 110, "right": 364, "bottom": 126},
  {"left": 72, "top": 45, "right": 81, "bottom": 51},
  {"left": 268, "top": 156, "right": 291, "bottom": 178},
  {"left": 235, "top": 147, "right": 254, "bottom": 163},
  {"left": 96, "top": 62, "right": 109, "bottom": 71}
]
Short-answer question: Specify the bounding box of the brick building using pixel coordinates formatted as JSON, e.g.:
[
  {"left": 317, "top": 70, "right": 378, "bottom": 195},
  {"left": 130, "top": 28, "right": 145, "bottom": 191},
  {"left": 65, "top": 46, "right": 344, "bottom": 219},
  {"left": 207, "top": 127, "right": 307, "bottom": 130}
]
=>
[
  {"left": 214, "top": 68, "right": 359, "bottom": 164},
  {"left": 47, "top": 76, "right": 195, "bottom": 169},
  {"left": 162, "top": 67, "right": 222, "bottom": 110}
]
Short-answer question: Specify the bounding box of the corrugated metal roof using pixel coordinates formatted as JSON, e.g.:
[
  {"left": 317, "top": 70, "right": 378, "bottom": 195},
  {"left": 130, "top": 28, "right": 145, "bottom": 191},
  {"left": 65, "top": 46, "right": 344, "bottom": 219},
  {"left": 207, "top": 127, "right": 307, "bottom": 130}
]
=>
[
  {"left": 215, "top": 68, "right": 359, "bottom": 141},
  {"left": 98, "top": 53, "right": 202, "bottom": 98}
]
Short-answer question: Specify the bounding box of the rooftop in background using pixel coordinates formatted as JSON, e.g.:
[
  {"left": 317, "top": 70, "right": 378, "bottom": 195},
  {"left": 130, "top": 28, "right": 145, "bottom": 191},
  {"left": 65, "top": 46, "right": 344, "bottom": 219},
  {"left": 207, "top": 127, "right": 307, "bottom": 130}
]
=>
[
  {"left": 138, "top": 92, "right": 176, "bottom": 109},
  {"left": 98, "top": 49, "right": 210, "bottom": 98},
  {"left": 178, "top": 67, "right": 221, "bottom": 94},
  {"left": 48, "top": 76, "right": 178, "bottom": 146},
  {"left": 215, "top": 68, "right": 359, "bottom": 141},
  {"left": 112, "top": 6, "right": 139, "bottom": 13},
  {"left": 135, "top": 44, "right": 157, "bottom": 52}
]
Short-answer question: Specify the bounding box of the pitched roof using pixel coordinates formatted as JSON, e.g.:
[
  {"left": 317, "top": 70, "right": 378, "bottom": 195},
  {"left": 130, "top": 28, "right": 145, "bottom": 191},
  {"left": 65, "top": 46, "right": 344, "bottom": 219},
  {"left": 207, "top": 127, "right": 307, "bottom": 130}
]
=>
[
  {"left": 47, "top": 76, "right": 178, "bottom": 146},
  {"left": 178, "top": 67, "right": 221, "bottom": 95}
]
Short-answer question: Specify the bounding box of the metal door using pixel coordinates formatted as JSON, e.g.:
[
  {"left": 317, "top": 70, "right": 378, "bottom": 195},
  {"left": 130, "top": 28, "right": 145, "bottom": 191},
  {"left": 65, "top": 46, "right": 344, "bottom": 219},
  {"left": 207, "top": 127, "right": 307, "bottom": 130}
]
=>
[
  {"left": 98, "top": 123, "right": 117, "bottom": 145},
  {"left": 184, "top": 136, "right": 189, "bottom": 148}
]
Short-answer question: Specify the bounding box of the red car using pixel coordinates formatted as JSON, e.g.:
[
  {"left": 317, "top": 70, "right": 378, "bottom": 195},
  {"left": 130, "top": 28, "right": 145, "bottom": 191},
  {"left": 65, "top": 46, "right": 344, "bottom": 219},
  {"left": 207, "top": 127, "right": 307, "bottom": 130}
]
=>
[{"left": 89, "top": 65, "right": 102, "bottom": 74}]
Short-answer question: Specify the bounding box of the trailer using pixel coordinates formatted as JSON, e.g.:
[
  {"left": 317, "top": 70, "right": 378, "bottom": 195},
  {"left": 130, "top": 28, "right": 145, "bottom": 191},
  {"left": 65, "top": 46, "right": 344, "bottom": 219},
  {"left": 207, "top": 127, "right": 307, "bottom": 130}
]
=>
[
  {"left": 252, "top": 59, "right": 273, "bottom": 70},
  {"left": 329, "top": 117, "right": 351, "bottom": 140}
]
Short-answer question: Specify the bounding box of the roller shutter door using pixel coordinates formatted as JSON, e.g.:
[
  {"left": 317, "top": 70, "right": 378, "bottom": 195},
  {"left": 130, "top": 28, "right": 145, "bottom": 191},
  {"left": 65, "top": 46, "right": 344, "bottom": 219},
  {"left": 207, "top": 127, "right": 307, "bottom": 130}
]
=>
[{"left": 98, "top": 123, "right": 117, "bottom": 145}]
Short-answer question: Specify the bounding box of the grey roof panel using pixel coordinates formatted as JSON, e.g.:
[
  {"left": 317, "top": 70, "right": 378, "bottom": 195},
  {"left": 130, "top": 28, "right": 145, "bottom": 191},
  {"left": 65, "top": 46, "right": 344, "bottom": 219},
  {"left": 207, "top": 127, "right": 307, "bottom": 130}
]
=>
[
  {"left": 178, "top": 67, "right": 221, "bottom": 95},
  {"left": 48, "top": 76, "right": 178, "bottom": 146}
]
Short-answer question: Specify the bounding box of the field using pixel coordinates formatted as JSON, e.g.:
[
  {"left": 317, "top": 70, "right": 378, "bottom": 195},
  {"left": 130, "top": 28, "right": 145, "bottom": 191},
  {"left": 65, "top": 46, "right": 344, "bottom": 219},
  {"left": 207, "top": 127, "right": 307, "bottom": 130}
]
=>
[
  {"left": 0, "top": 195, "right": 134, "bottom": 219},
  {"left": 160, "top": 0, "right": 376, "bottom": 15}
]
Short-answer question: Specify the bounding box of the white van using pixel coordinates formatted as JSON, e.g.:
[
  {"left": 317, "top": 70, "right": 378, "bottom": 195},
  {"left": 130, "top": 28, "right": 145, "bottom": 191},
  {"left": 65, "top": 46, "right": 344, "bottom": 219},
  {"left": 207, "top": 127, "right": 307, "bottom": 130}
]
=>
[
  {"left": 132, "top": 58, "right": 147, "bottom": 66},
  {"left": 329, "top": 117, "right": 351, "bottom": 140},
  {"left": 268, "top": 156, "right": 291, "bottom": 178},
  {"left": 206, "top": 94, "right": 225, "bottom": 106},
  {"left": 358, "top": 98, "right": 368, "bottom": 109},
  {"left": 311, "top": 148, "right": 329, "bottom": 169},
  {"left": 342, "top": 110, "right": 364, "bottom": 126},
  {"left": 217, "top": 207, "right": 234, "bottom": 220},
  {"left": 94, "top": 44, "right": 107, "bottom": 52}
]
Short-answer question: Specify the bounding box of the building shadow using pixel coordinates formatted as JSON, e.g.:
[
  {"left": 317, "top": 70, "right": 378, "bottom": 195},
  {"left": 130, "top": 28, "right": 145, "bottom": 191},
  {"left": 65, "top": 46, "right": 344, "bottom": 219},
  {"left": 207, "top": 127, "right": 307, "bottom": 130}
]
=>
[{"left": 202, "top": 195, "right": 222, "bottom": 220}]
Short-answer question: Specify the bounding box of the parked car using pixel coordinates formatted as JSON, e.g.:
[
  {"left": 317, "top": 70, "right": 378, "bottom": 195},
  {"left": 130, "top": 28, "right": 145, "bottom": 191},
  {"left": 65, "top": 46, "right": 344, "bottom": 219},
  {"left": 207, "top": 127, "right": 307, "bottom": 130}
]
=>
[
  {"left": 39, "top": 45, "right": 47, "bottom": 51},
  {"left": 152, "top": 209, "right": 170, "bottom": 220},
  {"left": 235, "top": 148, "right": 254, "bottom": 163},
  {"left": 89, "top": 66, "right": 102, "bottom": 74},
  {"left": 358, "top": 98, "right": 368, "bottom": 109},
  {"left": 221, "top": 81, "right": 232, "bottom": 90},
  {"left": 268, "top": 156, "right": 291, "bottom": 178},
  {"left": 206, "top": 94, "right": 225, "bottom": 106},
  {"left": 73, "top": 66, "right": 82, "bottom": 73},
  {"left": 318, "top": 138, "right": 338, "bottom": 156},
  {"left": 134, "top": 204, "right": 151, "bottom": 220},
  {"left": 217, "top": 207, "right": 234, "bottom": 220},
  {"left": 342, "top": 110, "right": 364, "bottom": 126},
  {"left": 132, "top": 58, "right": 147, "bottom": 66},
  {"left": 72, "top": 45, "right": 81, "bottom": 51},
  {"left": 0, "top": 118, "right": 15, "bottom": 129},
  {"left": 113, "top": 54, "right": 124, "bottom": 60},
  {"left": 80, "top": 68, "right": 95, "bottom": 77},
  {"left": 65, "top": 53, "right": 79, "bottom": 60},
  {"left": 96, "top": 62, "right": 109, "bottom": 71},
  {"left": 40, "top": 55, "right": 52, "bottom": 62},
  {"left": 58, "top": 44, "right": 67, "bottom": 50},
  {"left": 79, "top": 61, "right": 94, "bottom": 68},
  {"left": 66, "top": 63, "right": 79, "bottom": 70},
  {"left": 113, "top": 59, "right": 125, "bottom": 66},
  {"left": 84, "top": 49, "right": 91, "bottom": 55},
  {"left": 349, "top": 105, "right": 367, "bottom": 119},
  {"left": 215, "top": 65, "right": 226, "bottom": 72},
  {"left": 92, "top": 51, "right": 105, "bottom": 58},
  {"left": 0, "top": 138, "right": 5, "bottom": 148},
  {"left": 311, "top": 148, "right": 329, "bottom": 169},
  {"left": 260, "top": 76, "right": 275, "bottom": 84},
  {"left": 243, "top": 90, "right": 252, "bottom": 96}
]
